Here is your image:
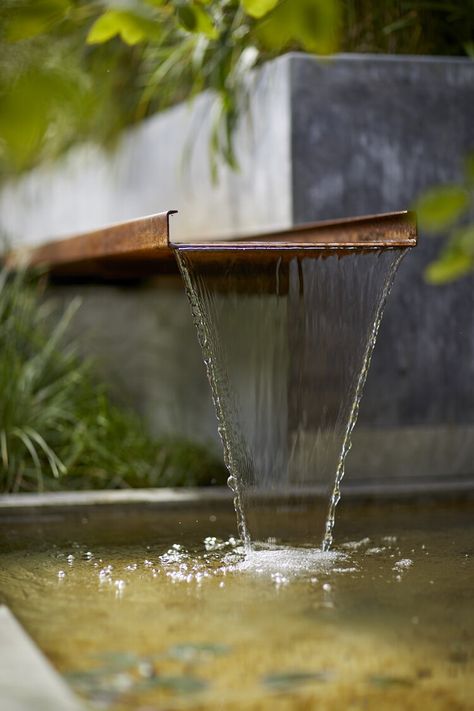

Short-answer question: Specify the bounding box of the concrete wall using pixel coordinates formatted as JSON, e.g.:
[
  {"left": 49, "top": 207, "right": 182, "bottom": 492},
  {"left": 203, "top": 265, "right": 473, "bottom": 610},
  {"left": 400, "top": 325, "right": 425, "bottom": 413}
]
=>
[{"left": 289, "top": 54, "right": 474, "bottom": 480}]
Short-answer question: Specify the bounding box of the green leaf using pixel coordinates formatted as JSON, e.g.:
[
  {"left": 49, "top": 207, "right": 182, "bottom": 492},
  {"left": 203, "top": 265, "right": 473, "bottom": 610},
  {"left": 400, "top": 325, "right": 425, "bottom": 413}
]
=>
[
  {"left": 242, "top": 0, "right": 280, "bottom": 19},
  {"left": 176, "top": 4, "right": 218, "bottom": 39},
  {"left": 254, "top": 1, "right": 294, "bottom": 50},
  {"left": 452, "top": 224, "right": 474, "bottom": 256},
  {"left": 193, "top": 5, "right": 218, "bottom": 39},
  {"left": 292, "top": 0, "right": 341, "bottom": 54},
  {"left": 425, "top": 249, "right": 473, "bottom": 285},
  {"left": 87, "top": 10, "right": 161, "bottom": 46},
  {"left": 176, "top": 5, "right": 197, "bottom": 32},
  {"left": 255, "top": 0, "right": 340, "bottom": 54},
  {"left": 4, "top": 0, "right": 71, "bottom": 42},
  {"left": 415, "top": 185, "right": 469, "bottom": 232},
  {"left": 0, "top": 67, "right": 82, "bottom": 169}
]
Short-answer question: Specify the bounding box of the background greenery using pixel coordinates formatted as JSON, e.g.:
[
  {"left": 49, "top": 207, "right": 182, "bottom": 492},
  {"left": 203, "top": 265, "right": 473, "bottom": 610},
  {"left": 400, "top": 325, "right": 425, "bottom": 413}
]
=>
[
  {"left": 0, "top": 269, "right": 226, "bottom": 492},
  {"left": 1, "top": 1, "right": 473, "bottom": 176},
  {"left": 1, "top": 1, "right": 473, "bottom": 277}
]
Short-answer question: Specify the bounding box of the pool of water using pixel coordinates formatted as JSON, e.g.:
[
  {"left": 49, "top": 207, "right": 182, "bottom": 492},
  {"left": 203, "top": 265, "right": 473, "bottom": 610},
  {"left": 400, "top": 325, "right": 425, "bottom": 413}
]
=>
[{"left": 0, "top": 500, "right": 472, "bottom": 710}]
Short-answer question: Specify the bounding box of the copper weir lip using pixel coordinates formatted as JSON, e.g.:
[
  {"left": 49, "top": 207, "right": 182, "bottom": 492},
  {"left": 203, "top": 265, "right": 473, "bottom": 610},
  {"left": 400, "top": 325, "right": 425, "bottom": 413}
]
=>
[
  {"left": 5, "top": 210, "right": 417, "bottom": 277},
  {"left": 173, "top": 211, "right": 417, "bottom": 252}
]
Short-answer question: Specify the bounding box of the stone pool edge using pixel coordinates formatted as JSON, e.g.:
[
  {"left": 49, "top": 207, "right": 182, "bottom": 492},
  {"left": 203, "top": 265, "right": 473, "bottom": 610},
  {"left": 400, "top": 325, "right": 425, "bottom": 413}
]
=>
[
  {"left": 1, "top": 478, "right": 473, "bottom": 516},
  {"left": 0, "top": 606, "right": 86, "bottom": 711}
]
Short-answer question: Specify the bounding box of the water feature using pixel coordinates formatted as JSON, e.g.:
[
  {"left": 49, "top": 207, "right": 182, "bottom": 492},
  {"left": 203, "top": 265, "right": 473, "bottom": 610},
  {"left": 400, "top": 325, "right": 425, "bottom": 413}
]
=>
[
  {"left": 0, "top": 501, "right": 472, "bottom": 710},
  {"left": 175, "top": 246, "right": 407, "bottom": 547}
]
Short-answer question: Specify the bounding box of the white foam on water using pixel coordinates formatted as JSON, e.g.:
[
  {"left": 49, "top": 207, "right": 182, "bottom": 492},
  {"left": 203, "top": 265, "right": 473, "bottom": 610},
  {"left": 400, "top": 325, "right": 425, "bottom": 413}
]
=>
[{"left": 234, "top": 545, "right": 345, "bottom": 578}]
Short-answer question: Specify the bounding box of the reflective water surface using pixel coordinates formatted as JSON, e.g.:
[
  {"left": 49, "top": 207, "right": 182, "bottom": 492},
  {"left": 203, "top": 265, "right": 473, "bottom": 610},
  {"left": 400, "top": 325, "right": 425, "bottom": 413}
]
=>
[{"left": 0, "top": 500, "right": 472, "bottom": 710}]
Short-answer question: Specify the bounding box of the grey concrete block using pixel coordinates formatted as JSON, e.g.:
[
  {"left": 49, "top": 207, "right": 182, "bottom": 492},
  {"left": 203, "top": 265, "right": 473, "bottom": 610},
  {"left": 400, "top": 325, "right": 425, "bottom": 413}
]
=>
[{"left": 288, "top": 54, "right": 474, "bottom": 477}]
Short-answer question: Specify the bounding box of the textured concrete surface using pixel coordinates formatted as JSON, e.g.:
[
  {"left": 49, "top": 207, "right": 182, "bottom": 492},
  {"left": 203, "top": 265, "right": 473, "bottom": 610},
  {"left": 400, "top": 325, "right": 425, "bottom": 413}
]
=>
[
  {"left": 0, "top": 606, "right": 84, "bottom": 711},
  {"left": 51, "top": 281, "right": 219, "bottom": 446},
  {"left": 288, "top": 54, "right": 474, "bottom": 477}
]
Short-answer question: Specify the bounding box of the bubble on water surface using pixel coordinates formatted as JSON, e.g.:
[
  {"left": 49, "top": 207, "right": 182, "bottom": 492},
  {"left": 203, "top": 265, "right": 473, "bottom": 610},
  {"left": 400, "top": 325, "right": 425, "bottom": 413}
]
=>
[
  {"left": 366, "top": 547, "right": 386, "bottom": 556},
  {"left": 204, "top": 536, "right": 238, "bottom": 551},
  {"left": 114, "top": 580, "right": 126, "bottom": 598},
  {"left": 393, "top": 558, "right": 413, "bottom": 572}
]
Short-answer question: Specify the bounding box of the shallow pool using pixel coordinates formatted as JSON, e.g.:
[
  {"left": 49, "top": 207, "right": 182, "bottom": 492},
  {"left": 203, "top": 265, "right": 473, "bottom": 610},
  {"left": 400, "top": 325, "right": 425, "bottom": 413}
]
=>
[{"left": 0, "top": 500, "right": 472, "bottom": 710}]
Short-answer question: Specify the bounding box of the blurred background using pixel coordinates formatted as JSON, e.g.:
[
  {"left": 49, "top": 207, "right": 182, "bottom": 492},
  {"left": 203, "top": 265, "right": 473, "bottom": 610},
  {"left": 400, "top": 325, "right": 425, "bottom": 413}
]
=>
[{"left": 0, "top": 0, "right": 473, "bottom": 494}]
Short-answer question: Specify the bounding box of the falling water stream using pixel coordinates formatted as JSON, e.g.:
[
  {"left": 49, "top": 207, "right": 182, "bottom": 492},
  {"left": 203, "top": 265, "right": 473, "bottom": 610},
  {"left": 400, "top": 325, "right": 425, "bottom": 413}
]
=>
[{"left": 175, "top": 247, "right": 406, "bottom": 550}]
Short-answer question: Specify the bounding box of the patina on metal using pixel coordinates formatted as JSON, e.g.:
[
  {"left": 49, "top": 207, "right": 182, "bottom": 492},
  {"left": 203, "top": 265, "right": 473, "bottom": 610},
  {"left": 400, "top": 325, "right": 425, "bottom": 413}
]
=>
[{"left": 6, "top": 210, "right": 417, "bottom": 280}]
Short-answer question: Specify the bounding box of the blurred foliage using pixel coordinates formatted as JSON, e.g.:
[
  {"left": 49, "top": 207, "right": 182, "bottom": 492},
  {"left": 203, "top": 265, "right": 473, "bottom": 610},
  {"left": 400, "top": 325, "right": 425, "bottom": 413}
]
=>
[
  {"left": 0, "top": 268, "right": 226, "bottom": 492},
  {"left": 1, "top": 0, "right": 472, "bottom": 179},
  {"left": 414, "top": 154, "right": 474, "bottom": 284},
  {"left": 341, "top": 1, "right": 474, "bottom": 56}
]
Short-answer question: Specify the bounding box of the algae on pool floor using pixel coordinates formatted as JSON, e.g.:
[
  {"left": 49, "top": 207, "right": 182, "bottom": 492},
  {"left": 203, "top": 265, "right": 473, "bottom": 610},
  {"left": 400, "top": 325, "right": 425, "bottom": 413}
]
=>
[{"left": 0, "top": 501, "right": 472, "bottom": 710}]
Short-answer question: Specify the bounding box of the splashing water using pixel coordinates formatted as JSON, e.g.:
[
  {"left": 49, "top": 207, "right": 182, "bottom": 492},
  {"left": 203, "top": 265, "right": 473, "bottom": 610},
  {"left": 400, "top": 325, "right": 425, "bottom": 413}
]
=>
[
  {"left": 321, "top": 250, "right": 406, "bottom": 551},
  {"left": 175, "top": 247, "right": 406, "bottom": 548}
]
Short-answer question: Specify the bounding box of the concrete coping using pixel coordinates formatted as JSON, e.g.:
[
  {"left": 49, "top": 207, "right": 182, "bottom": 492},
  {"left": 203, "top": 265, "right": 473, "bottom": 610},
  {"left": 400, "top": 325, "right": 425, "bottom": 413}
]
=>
[
  {"left": 0, "top": 606, "right": 85, "bottom": 711},
  {"left": 0, "top": 478, "right": 473, "bottom": 516}
]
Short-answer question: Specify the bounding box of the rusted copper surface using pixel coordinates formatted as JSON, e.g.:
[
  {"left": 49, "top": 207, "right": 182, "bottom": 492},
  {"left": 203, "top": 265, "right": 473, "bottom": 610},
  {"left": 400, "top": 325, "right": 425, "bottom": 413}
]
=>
[
  {"left": 6, "top": 210, "right": 416, "bottom": 280},
  {"left": 175, "top": 211, "right": 417, "bottom": 264},
  {"left": 173, "top": 212, "right": 417, "bottom": 252},
  {"left": 6, "top": 212, "right": 176, "bottom": 278}
]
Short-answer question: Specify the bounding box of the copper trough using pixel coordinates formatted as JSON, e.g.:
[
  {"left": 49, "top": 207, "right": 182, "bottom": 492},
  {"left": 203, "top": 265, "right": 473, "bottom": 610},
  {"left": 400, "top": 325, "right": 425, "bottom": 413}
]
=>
[{"left": 6, "top": 210, "right": 417, "bottom": 279}]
